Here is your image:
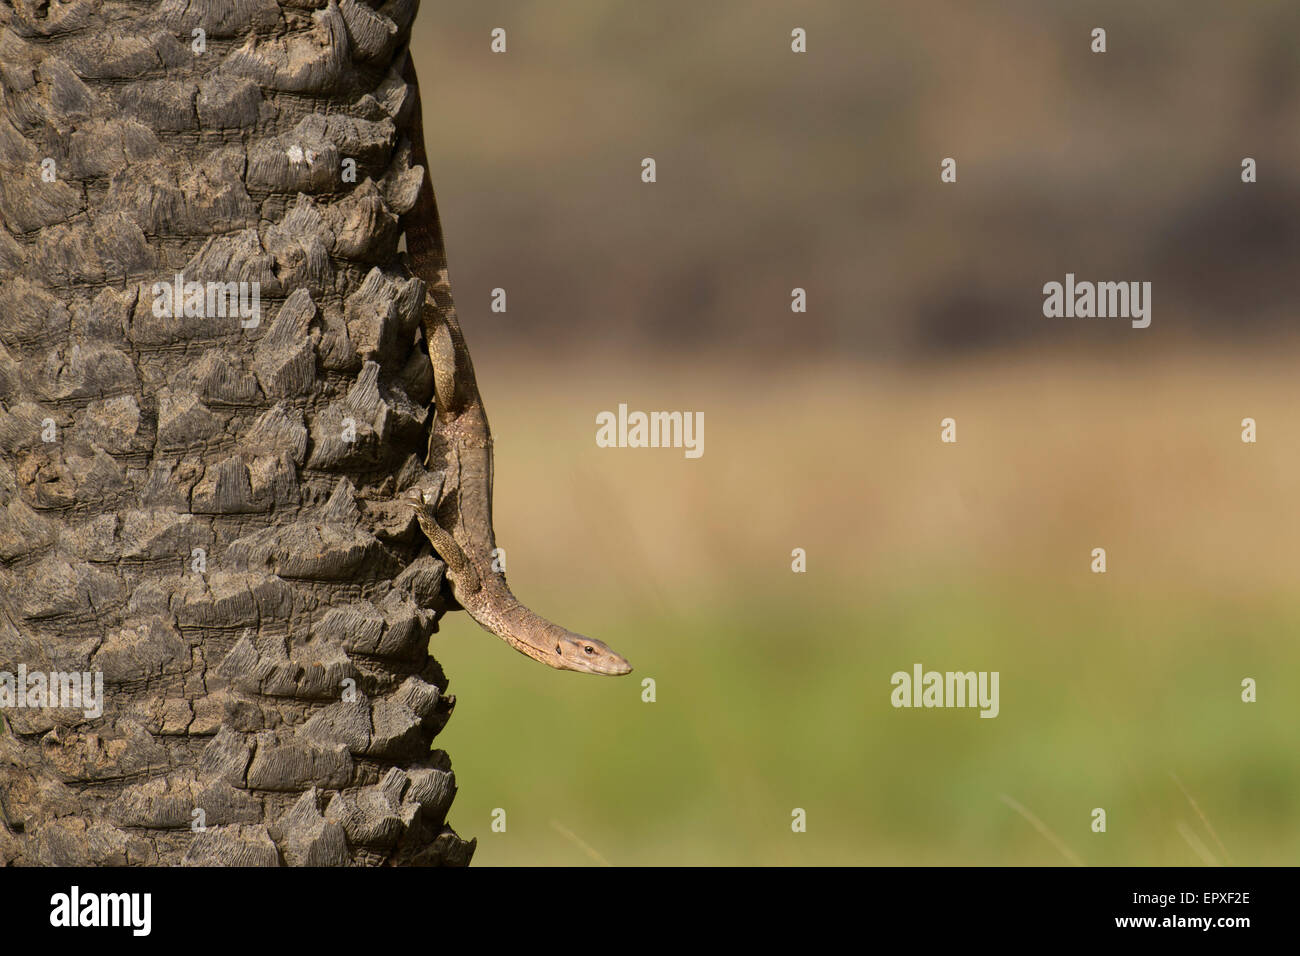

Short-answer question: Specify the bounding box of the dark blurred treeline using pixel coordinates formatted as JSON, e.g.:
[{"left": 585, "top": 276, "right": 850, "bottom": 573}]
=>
[{"left": 411, "top": 1, "right": 1300, "bottom": 357}]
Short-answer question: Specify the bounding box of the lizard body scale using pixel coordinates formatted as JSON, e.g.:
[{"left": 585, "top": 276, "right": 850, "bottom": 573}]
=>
[{"left": 399, "top": 57, "right": 631, "bottom": 677}]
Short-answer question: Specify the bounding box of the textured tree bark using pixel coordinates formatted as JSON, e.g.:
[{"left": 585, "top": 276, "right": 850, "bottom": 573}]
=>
[{"left": 0, "top": 0, "right": 476, "bottom": 865}]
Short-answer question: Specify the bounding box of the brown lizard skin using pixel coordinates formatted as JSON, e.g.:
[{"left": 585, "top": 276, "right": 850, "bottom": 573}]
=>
[{"left": 399, "top": 58, "right": 632, "bottom": 677}]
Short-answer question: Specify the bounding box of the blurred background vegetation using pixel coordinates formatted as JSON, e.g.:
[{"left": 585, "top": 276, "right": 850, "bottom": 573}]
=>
[{"left": 410, "top": 2, "right": 1300, "bottom": 864}]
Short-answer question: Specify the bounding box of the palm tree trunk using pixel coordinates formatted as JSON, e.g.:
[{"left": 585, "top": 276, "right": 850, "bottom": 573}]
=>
[{"left": 0, "top": 0, "right": 475, "bottom": 866}]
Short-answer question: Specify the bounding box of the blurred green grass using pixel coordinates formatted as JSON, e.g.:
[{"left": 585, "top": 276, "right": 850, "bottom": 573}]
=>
[{"left": 432, "top": 578, "right": 1298, "bottom": 865}]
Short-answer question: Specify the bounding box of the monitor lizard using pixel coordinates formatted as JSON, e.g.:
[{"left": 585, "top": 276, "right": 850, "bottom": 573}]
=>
[{"left": 399, "top": 59, "right": 632, "bottom": 677}]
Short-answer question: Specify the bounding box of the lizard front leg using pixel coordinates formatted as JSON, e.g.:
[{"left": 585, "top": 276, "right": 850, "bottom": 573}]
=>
[
  {"left": 405, "top": 486, "right": 480, "bottom": 596},
  {"left": 404, "top": 486, "right": 631, "bottom": 676}
]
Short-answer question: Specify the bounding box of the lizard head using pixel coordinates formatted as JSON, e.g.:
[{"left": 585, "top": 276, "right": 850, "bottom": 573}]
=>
[{"left": 550, "top": 632, "right": 633, "bottom": 676}]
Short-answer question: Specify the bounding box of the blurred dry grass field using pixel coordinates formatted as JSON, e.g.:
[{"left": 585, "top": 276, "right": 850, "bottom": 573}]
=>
[
  {"left": 428, "top": 348, "right": 1300, "bottom": 865},
  {"left": 481, "top": 346, "right": 1300, "bottom": 599}
]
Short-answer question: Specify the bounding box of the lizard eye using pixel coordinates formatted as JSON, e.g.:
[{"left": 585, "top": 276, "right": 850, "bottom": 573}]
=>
[
  {"left": 584, "top": 645, "right": 595, "bottom": 654},
  {"left": 555, "top": 644, "right": 562, "bottom": 654}
]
